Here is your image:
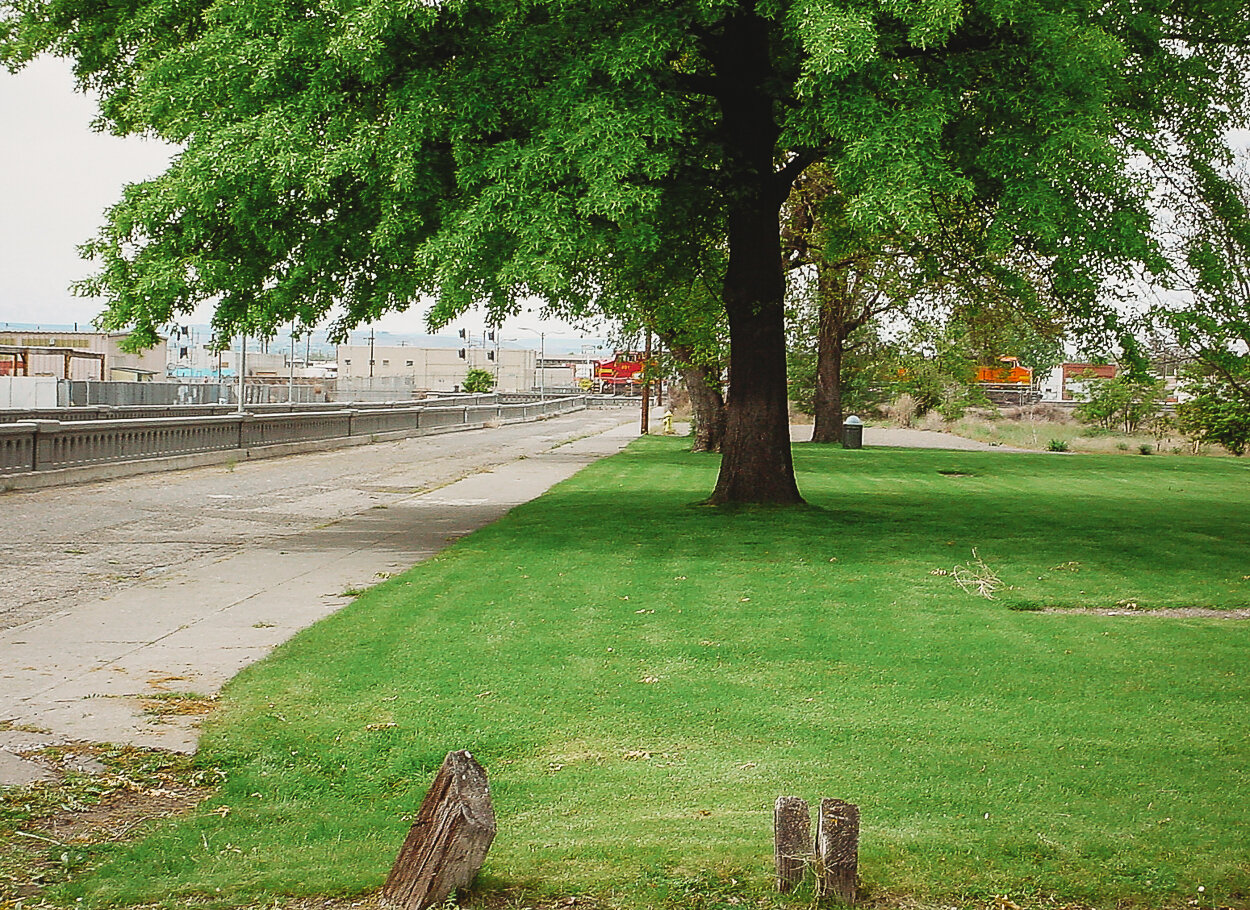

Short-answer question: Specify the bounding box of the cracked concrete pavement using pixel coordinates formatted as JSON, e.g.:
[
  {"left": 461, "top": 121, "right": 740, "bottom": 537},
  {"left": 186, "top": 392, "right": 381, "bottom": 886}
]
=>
[{"left": 0, "top": 411, "right": 636, "bottom": 783}]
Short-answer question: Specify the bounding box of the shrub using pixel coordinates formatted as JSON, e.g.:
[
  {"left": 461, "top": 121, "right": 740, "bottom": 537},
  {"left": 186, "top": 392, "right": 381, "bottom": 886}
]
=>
[
  {"left": 1073, "top": 372, "right": 1166, "bottom": 433},
  {"left": 1139, "top": 444, "right": 1154, "bottom": 455},
  {"left": 463, "top": 367, "right": 496, "bottom": 393},
  {"left": 1177, "top": 378, "right": 1250, "bottom": 456},
  {"left": 1047, "top": 439, "right": 1069, "bottom": 452}
]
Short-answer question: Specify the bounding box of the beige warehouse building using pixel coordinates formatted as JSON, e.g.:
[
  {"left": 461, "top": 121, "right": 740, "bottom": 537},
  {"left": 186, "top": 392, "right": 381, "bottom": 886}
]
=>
[
  {"left": 0, "top": 330, "right": 167, "bottom": 380},
  {"left": 336, "top": 345, "right": 536, "bottom": 392}
]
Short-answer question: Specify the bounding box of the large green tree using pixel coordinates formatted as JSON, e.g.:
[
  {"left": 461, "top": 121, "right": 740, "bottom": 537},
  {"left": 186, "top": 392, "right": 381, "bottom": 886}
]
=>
[
  {"left": 1153, "top": 152, "right": 1250, "bottom": 403},
  {"left": 4, "top": 0, "right": 1248, "bottom": 503}
]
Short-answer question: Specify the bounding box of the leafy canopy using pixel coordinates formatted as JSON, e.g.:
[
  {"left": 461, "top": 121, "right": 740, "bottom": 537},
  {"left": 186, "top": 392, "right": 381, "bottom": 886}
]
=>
[{"left": 2, "top": 0, "right": 1247, "bottom": 350}]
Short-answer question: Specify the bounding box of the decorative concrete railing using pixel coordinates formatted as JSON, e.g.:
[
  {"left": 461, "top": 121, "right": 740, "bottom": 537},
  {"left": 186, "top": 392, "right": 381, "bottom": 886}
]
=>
[
  {"left": 0, "top": 395, "right": 504, "bottom": 424},
  {"left": 0, "top": 396, "right": 584, "bottom": 477}
]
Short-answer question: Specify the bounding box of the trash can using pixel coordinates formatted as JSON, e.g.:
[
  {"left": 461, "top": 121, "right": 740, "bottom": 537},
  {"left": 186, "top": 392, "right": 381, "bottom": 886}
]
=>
[{"left": 842, "top": 415, "right": 863, "bottom": 449}]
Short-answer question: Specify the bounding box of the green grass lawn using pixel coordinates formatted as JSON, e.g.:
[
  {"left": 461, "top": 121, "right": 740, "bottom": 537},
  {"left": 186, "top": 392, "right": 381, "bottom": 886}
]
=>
[{"left": 54, "top": 440, "right": 1250, "bottom": 909}]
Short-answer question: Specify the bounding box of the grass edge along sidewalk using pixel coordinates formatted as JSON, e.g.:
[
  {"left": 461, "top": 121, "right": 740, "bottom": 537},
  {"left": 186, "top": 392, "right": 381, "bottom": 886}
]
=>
[{"left": 19, "top": 438, "right": 1250, "bottom": 910}]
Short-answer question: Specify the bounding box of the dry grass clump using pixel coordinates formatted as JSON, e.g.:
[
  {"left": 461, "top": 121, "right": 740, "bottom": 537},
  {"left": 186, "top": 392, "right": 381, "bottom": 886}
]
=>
[{"left": 921, "top": 405, "right": 1192, "bottom": 454}]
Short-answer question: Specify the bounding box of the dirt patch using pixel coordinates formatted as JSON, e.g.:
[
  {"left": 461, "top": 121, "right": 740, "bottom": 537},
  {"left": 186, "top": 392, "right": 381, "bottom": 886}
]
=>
[
  {"left": 1, "top": 742, "right": 220, "bottom": 903},
  {"left": 1042, "top": 607, "right": 1250, "bottom": 619},
  {"left": 34, "top": 781, "right": 210, "bottom": 843},
  {"left": 138, "top": 691, "right": 219, "bottom": 720}
]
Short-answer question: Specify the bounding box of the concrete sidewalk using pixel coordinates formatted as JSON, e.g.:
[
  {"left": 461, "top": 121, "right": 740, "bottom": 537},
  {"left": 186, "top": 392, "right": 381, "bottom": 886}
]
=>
[{"left": 0, "top": 421, "right": 636, "bottom": 786}]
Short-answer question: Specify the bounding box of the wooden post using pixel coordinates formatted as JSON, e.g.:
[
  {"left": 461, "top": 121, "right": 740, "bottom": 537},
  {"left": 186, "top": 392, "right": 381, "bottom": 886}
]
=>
[
  {"left": 774, "top": 796, "right": 811, "bottom": 892},
  {"left": 383, "top": 750, "right": 497, "bottom": 910},
  {"left": 815, "top": 798, "right": 859, "bottom": 905}
]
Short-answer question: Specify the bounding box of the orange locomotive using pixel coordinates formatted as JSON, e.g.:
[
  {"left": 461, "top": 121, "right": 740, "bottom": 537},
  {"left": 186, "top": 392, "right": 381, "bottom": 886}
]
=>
[{"left": 974, "top": 356, "right": 1033, "bottom": 385}]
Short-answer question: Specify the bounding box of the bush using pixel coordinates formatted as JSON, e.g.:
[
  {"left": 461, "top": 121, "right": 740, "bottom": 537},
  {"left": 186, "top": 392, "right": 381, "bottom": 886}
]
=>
[
  {"left": 1139, "top": 444, "right": 1154, "bottom": 455},
  {"left": 1073, "top": 372, "right": 1166, "bottom": 433},
  {"left": 1047, "top": 439, "right": 1069, "bottom": 452},
  {"left": 1178, "top": 378, "right": 1250, "bottom": 456},
  {"left": 462, "top": 367, "right": 496, "bottom": 393}
]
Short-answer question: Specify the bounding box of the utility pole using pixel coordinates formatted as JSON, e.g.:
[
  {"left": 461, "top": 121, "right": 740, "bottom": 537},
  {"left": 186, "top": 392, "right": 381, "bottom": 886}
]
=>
[
  {"left": 640, "top": 331, "right": 652, "bottom": 435},
  {"left": 369, "top": 328, "right": 375, "bottom": 379}
]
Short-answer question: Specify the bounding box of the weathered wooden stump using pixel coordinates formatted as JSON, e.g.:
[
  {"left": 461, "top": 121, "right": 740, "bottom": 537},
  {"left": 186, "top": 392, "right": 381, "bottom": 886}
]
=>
[
  {"left": 815, "top": 798, "right": 859, "bottom": 905},
  {"left": 383, "top": 750, "right": 497, "bottom": 910},
  {"left": 774, "top": 796, "right": 811, "bottom": 892}
]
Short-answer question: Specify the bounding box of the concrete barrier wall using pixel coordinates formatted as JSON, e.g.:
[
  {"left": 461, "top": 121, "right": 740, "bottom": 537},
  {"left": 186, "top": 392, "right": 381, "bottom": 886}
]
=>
[
  {"left": 0, "top": 377, "right": 59, "bottom": 409},
  {"left": 0, "top": 395, "right": 503, "bottom": 424},
  {"left": 0, "top": 396, "right": 586, "bottom": 481}
]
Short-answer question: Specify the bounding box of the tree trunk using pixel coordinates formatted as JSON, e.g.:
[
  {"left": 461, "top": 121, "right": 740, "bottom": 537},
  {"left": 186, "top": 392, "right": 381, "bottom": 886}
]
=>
[
  {"left": 811, "top": 271, "right": 849, "bottom": 444},
  {"left": 668, "top": 341, "right": 725, "bottom": 453},
  {"left": 713, "top": 287, "right": 802, "bottom": 504},
  {"left": 708, "top": 12, "right": 803, "bottom": 505}
]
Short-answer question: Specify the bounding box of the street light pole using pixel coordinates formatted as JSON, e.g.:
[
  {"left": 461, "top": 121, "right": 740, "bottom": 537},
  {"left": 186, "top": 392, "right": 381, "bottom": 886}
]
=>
[
  {"left": 288, "top": 320, "right": 296, "bottom": 403},
  {"left": 236, "top": 333, "right": 247, "bottom": 414}
]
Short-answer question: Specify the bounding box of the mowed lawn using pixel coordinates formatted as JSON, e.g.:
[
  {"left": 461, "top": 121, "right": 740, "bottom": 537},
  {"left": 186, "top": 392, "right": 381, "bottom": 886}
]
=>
[{"left": 65, "top": 439, "right": 1249, "bottom": 909}]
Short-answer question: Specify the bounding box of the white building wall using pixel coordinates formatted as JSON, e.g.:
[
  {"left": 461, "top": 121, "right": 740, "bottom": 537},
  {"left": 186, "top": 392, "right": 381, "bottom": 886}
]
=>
[
  {"left": 337, "top": 345, "right": 536, "bottom": 392},
  {"left": 0, "top": 331, "right": 166, "bottom": 380},
  {"left": 0, "top": 376, "right": 58, "bottom": 408}
]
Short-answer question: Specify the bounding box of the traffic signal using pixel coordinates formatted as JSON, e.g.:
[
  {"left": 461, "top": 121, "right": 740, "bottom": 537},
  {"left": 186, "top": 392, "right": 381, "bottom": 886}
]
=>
[{"left": 458, "top": 349, "right": 466, "bottom": 359}]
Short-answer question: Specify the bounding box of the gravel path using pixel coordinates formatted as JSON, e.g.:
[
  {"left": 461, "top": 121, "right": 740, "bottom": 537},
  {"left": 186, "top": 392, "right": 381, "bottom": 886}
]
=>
[{"left": 790, "top": 424, "right": 1032, "bottom": 452}]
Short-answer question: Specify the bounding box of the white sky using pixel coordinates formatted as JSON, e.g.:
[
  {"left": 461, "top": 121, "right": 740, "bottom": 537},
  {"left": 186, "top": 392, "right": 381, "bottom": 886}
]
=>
[{"left": 0, "top": 57, "right": 603, "bottom": 344}]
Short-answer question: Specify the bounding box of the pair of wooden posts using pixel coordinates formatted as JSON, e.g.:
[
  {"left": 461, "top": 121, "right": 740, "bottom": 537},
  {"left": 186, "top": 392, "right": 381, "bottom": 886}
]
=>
[
  {"left": 775, "top": 796, "right": 860, "bottom": 904},
  {"left": 381, "top": 751, "right": 859, "bottom": 910}
]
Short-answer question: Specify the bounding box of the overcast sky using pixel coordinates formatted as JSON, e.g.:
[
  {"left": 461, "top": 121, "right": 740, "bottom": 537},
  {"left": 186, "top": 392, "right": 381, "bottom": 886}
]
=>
[{"left": 0, "top": 57, "right": 601, "bottom": 344}]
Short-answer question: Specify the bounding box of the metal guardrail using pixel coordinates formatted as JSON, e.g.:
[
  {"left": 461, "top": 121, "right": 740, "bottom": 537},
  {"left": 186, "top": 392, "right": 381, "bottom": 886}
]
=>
[{"left": 0, "top": 396, "right": 585, "bottom": 477}]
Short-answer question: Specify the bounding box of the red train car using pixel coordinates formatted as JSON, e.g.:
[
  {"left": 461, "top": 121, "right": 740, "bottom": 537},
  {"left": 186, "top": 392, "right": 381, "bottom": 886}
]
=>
[{"left": 595, "top": 352, "right": 646, "bottom": 389}]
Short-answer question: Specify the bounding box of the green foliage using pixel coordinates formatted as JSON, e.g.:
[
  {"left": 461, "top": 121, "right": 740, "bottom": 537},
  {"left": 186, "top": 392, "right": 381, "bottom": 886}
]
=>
[
  {"left": 1047, "top": 438, "right": 1069, "bottom": 452},
  {"left": 462, "top": 367, "right": 495, "bottom": 394},
  {"left": 3, "top": 0, "right": 1246, "bottom": 349},
  {"left": 1178, "top": 372, "right": 1250, "bottom": 456},
  {"left": 1152, "top": 153, "right": 1250, "bottom": 454},
  {"left": 1072, "top": 372, "right": 1167, "bottom": 434},
  {"left": 892, "top": 334, "right": 990, "bottom": 422},
  {"left": 944, "top": 301, "right": 1067, "bottom": 377},
  {"left": 39, "top": 441, "right": 1250, "bottom": 909}
]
